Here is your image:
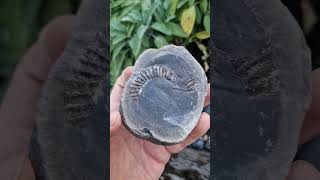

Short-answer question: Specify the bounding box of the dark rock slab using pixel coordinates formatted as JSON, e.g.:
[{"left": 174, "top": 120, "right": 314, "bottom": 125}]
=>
[
  {"left": 29, "top": 0, "right": 109, "bottom": 179},
  {"left": 121, "top": 45, "right": 208, "bottom": 145},
  {"left": 161, "top": 148, "right": 210, "bottom": 180},
  {"left": 211, "top": 0, "right": 311, "bottom": 179}
]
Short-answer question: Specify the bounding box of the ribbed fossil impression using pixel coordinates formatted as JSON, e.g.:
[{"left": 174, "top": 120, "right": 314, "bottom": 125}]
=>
[
  {"left": 29, "top": 0, "right": 108, "bottom": 180},
  {"left": 120, "top": 45, "right": 208, "bottom": 145}
]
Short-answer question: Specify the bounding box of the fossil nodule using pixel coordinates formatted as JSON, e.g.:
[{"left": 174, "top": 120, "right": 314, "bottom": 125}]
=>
[{"left": 120, "top": 45, "right": 208, "bottom": 145}]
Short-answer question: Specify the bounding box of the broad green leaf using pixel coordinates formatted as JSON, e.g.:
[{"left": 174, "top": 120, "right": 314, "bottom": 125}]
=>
[
  {"left": 137, "top": 25, "right": 148, "bottom": 39},
  {"left": 195, "top": 31, "right": 210, "bottom": 39},
  {"left": 164, "top": 0, "right": 171, "bottom": 10},
  {"left": 154, "top": 35, "right": 169, "bottom": 48},
  {"left": 200, "top": 0, "right": 208, "bottom": 13},
  {"left": 110, "top": 28, "right": 118, "bottom": 38},
  {"left": 154, "top": 7, "right": 165, "bottom": 22},
  {"left": 203, "top": 14, "right": 210, "bottom": 33},
  {"left": 188, "top": 0, "right": 195, "bottom": 6},
  {"left": 112, "top": 41, "right": 127, "bottom": 63},
  {"left": 120, "top": 4, "right": 138, "bottom": 17},
  {"left": 123, "top": 0, "right": 140, "bottom": 7},
  {"left": 111, "top": 0, "right": 126, "bottom": 8},
  {"left": 146, "top": 1, "right": 160, "bottom": 25},
  {"left": 129, "top": 35, "right": 140, "bottom": 57},
  {"left": 112, "top": 33, "right": 127, "bottom": 45},
  {"left": 165, "top": 15, "right": 176, "bottom": 22},
  {"left": 127, "top": 24, "right": 135, "bottom": 37},
  {"left": 180, "top": 6, "right": 196, "bottom": 36},
  {"left": 167, "top": 22, "right": 188, "bottom": 38},
  {"left": 122, "top": 50, "right": 133, "bottom": 68},
  {"left": 151, "top": 22, "right": 172, "bottom": 35},
  {"left": 195, "top": 6, "right": 202, "bottom": 24},
  {"left": 129, "top": 25, "right": 148, "bottom": 57},
  {"left": 177, "top": 0, "right": 188, "bottom": 9},
  {"left": 169, "top": 0, "right": 179, "bottom": 16},
  {"left": 110, "top": 18, "right": 127, "bottom": 33},
  {"left": 141, "top": 0, "right": 151, "bottom": 22},
  {"left": 121, "top": 10, "right": 142, "bottom": 23},
  {"left": 111, "top": 50, "right": 128, "bottom": 86},
  {"left": 142, "top": 35, "right": 151, "bottom": 48}
]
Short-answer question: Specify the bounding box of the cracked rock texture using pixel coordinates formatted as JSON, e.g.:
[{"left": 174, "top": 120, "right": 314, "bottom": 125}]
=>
[{"left": 121, "top": 45, "right": 208, "bottom": 145}]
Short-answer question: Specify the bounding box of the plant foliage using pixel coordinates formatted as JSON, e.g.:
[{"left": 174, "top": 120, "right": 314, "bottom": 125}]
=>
[{"left": 110, "top": 0, "right": 210, "bottom": 86}]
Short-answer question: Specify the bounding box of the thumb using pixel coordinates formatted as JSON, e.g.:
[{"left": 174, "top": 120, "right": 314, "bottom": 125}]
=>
[
  {"left": 110, "top": 111, "right": 122, "bottom": 136},
  {"left": 287, "top": 160, "right": 320, "bottom": 180}
]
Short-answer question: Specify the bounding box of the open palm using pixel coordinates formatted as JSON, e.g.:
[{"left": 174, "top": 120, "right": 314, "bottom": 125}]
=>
[{"left": 110, "top": 67, "right": 210, "bottom": 180}]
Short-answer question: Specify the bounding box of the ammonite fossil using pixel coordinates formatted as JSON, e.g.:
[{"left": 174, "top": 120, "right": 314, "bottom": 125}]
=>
[
  {"left": 211, "top": 0, "right": 311, "bottom": 179},
  {"left": 120, "top": 45, "right": 208, "bottom": 145}
]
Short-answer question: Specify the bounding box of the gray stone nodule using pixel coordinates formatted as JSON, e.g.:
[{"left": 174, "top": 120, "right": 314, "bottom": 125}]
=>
[{"left": 120, "top": 45, "right": 208, "bottom": 145}]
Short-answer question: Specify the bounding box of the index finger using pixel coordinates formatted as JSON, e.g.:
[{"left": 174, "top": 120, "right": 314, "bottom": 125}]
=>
[{"left": 204, "top": 83, "right": 210, "bottom": 107}]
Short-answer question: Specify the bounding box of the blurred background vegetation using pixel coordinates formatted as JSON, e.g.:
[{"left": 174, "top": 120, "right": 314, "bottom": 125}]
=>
[
  {"left": 0, "top": 0, "right": 210, "bottom": 100},
  {"left": 0, "top": 0, "right": 81, "bottom": 100},
  {"left": 111, "top": 0, "right": 210, "bottom": 87}
]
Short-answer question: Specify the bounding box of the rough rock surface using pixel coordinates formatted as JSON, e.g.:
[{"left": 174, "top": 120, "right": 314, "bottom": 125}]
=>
[
  {"left": 211, "top": 0, "right": 311, "bottom": 179},
  {"left": 161, "top": 148, "right": 210, "bottom": 180},
  {"left": 29, "top": 0, "right": 108, "bottom": 180},
  {"left": 121, "top": 45, "right": 208, "bottom": 145}
]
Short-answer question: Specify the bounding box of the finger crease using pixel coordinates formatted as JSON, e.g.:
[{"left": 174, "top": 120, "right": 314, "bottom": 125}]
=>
[{"left": 23, "top": 69, "right": 45, "bottom": 85}]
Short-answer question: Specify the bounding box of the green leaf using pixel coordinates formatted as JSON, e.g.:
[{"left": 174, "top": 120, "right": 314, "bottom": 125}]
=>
[
  {"left": 129, "top": 25, "right": 148, "bottom": 57},
  {"left": 200, "top": 0, "right": 208, "bottom": 13},
  {"left": 112, "top": 33, "right": 127, "bottom": 45},
  {"left": 110, "top": 18, "right": 127, "bottom": 33},
  {"left": 129, "top": 35, "right": 140, "bottom": 57},
  {"left": 137, "top": 25, "right": 148, "bottom": 39},
  {"left": 154, "top": 6, "right": 165, "bottom": 22},
  {"left": 123, "top": 0, "right": 140, "bottom": 7},
  {"left": 195, "top": 6, "right": 202, "bottom": 25},
  {"left": 121, "top": 10, "right": 142, "bottom": 23},
  {"left": 127, "top": 24, "right": 135, "bottom": 37},
  {"left": 151, "top": 22, "right": 172, "bottom": 35},
  {"left": 163, "top": 0, "right": 171, "bottom": 10},
  {"left": 122, "top": 51, "right": 134, "bottom": 68},
  {"left": 154, "top": 35, "right": 169, "bottom": 48},
  {"left": 111, "top": 50, "right": 128, "bottom": 86},
  {"left": 111, "top": 0, "right": 126, "bottom": 8},
  {"left": 165, "top": 15, "right": 176, "bottom": 22},
  {"left": 177, "top": 0, "right": 188, "bottom": 9},
  {"left": 203, "top": 14, "right": 210, "bottom": 33},
  {"left": 141, "top": 0, "right": 151, "bottom": 22},
  {"left": 188, "top": 0, "right": 195, "bottom": 6},
  {"left": 146, "top": 1, "right": 160, "bottom": 25},
  {"left": 120, "top": 4, "right": 138, "bottom": 17},
  {"left": 167, "top": 22, "right": 188, "bottom": 38},
  {"left": 111, "top": 41, "right": 127, "bottom": 62},
  {"left": 142, "top": 35, "right": 151, "bottom": 48},
  {"left": 169, "top": 0, "right": 179, "bottom": 16},
  {"left": 195, "top": 31, "right": 210, "bottom": 39},
  {"left": 180, "top": 5, "right": 196, "bottom": 36}
]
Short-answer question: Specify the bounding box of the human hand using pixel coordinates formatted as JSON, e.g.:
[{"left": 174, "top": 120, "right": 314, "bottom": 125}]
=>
[
  {"left": 287, "top": 69, "right": 320, "bottom": 180},
  {"left": 0, "top": 16, "right": 73, "bottom": 180},
  {"left": 110, "top": 67, "right": 210, "bottom": 180}
]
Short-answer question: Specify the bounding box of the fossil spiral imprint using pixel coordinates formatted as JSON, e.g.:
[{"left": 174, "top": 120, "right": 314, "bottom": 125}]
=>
[{"left": 129, "top": 64, "right": 195, "bottom": 101}]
